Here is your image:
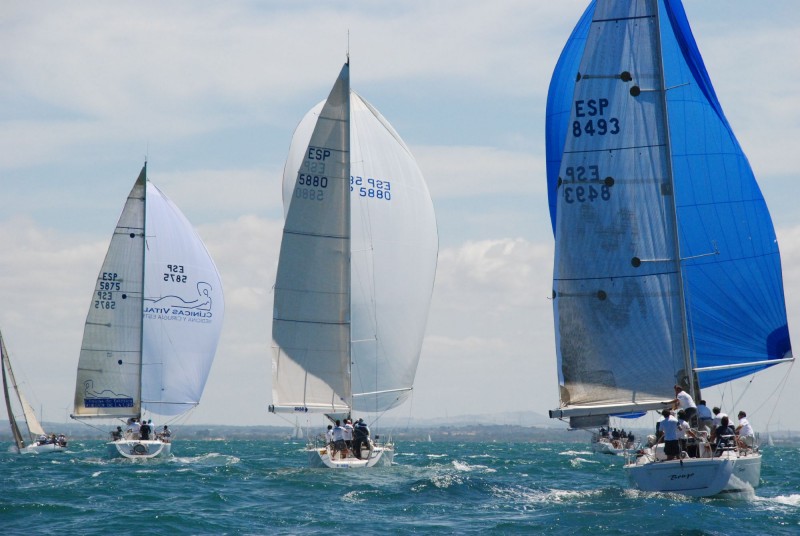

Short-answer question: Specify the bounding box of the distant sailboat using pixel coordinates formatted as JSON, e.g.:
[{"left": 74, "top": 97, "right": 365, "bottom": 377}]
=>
[
  {"left": 269, "top": 61, "right": 438, "bottom": 468},
  {"left": 546, "top": 0, "right": 793, "bottom": 496},
  {"left": 72, "top": 164, "right": 224, "bottom": 459},
  {"left": 2, "top": 329, "right": 67, "bottom": 454}
]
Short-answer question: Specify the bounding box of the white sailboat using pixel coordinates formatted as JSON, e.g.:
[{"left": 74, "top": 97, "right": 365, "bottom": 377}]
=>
[
  {"left": 546, "top": 0, "right": 793, "bottom": 496},
  {"left": 269, "top": 61, "right": 438, "bottom": 469},
  {"left": 2, "top": 329, "right": 67, "bottom": 454},
  {"left": 72, "top": 164, "right": 224, "bottom": 459}
]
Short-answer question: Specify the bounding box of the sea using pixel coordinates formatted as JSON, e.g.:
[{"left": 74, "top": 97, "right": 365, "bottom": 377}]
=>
[{"left": 2, "top": 439, "right": 799, "bottom": 535}]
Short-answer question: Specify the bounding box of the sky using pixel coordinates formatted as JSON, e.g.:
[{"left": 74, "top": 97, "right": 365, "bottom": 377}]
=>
[{"left": 1, "top": 1, "right": 800, "bottom": 434}]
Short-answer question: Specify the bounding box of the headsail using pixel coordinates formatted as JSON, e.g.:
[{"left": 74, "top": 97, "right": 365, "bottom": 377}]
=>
[
  {"left": 348, "top": 91, "right": 438, "bottom": 413},
  {"left": 141, "top": 182, "right": 225, "bottom": 416},
  {"left": 546, "top": 0, "right": 791, "bottom": 423}
]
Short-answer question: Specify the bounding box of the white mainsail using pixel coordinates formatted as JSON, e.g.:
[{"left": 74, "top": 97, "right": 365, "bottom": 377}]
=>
[
  {"left": 73, "top": 164, "right": 224, "bottom": 421},
  {"left": 271, "top": 62, "right": 438, "bottom": 416},
  {"left": 74, "top": 169, "right": 146, "bottom": 419},
  {"left": 272, "top": 63, "right": 352, "bottom": 414}
]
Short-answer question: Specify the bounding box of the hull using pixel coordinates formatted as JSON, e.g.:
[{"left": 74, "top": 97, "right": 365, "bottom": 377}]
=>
[
  {"left": 592, "top": 437, "right": 634, "bottom": 456},
  {"left": 625, "top": 449, "right": 761, "bottom": 497},
  {"left": 20, "top": 443, "right": 67, "bottom": 454},
  {"left": 107, "top": 439, "right": 172, "bottom": 459},
  {"left": 728, "top": 453, "right": 762, "bottom": 491},
  {"left": 307, "top": 444, "right": 394, "bottom": 469}
]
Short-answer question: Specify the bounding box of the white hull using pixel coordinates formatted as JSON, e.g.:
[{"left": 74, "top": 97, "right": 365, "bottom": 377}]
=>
[
  {"left": 592, "top": 437, "right": 634, "bottom": 456},
  {"left": 307, "top": 444, "right": 394, "bottom": 469},
  {"left": 625, "top": 448, "right": 761, "bottom": 497},
  {"left": 20, "top": 443, "right": 67, "bottom": 454},
  {"left": 107, "top": 439, "right": 172, "bottom": 459}
]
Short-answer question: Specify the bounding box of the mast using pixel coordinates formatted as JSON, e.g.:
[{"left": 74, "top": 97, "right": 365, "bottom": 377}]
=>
[
  {"left": 344, "top": 62, "right": 352, "bottom": 415},
  {"left": 651, "top": 0, "right": 697, "bottom": 401},
  {"left": 137, "top": 161, "right": 147, "bottom": 419}
]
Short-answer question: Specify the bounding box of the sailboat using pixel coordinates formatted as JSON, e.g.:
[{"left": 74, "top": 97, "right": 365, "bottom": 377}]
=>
[
  {"left": 546, "top": 0, "right": 793, "bottom": 496},
  {"left": 72, "top": 164, "right": 224, "bottom": 459},
  {"left": 2, "top": 329, "right": 67, "bottom": 454},
  {"left": 269, "top": 61, "right": 438, "bottom": 469}
]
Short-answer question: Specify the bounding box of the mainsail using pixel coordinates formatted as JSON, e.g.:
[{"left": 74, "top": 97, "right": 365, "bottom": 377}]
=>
[
  {"left": 73, "top": 164, "right": 224, "bottom": 421},
  {"left": 271, "top": 63, "right": 438, "bottom": 416},
  {"left": 546, "top": 0, "right": 792, "bottom": 422}
]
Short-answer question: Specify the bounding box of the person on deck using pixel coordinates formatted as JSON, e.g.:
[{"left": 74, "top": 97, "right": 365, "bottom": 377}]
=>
[
  {"left": 353, "top": 418, "right": 371, "bottom": 459},
  {"left": 657, "top": 409, "right": 681, "bottom": 461},
  {"left": 735, "top": 411, "right": 756, "bottom": 449},
  {"left": 343, "top": 419, "right": 354, "bottom": 453},
  {"left": 711, "top": 407, "right": 728, "bottom": 441},
  {"left": 696, "top": 400, "right": 714, "bottom": 432},
  {"left": 130, "top": 418, "right": 141, "bottom": 439},
  {"left": 139, "top": 419, "right": 152, "bottom": 440},
  {"left": 671, "top": 385, "right": 697, "bottom": 426},
  {"left": 714, "top": 416, "right": 737, "bottom": 455},
  {"left": 331, "top": 420, "right": 346, "bottom": 460}
]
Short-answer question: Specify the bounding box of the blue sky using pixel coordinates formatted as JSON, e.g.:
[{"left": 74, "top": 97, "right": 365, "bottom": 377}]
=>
[{"left": 2, "top": 1, "right": 800, "bottom": 433}]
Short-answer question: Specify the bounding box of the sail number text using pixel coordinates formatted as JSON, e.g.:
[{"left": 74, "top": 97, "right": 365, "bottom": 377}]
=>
[
  {"left": 295, "top": 146, "right": 331, "bottom": 202},
  {"left": 572, "top": 98, "right": 620, "bottom": 138},
  {"left": 95, "top": 272, "right": 119, "bottom": 309},
  {"left": 163, "top": 264, "right": 188, "bottom": 283},
  {"left": 351, "top": 176, "right": 391, "bottom": 201},
  {"left": 562, "top": 165, "right": 611, "bottom": 204}
]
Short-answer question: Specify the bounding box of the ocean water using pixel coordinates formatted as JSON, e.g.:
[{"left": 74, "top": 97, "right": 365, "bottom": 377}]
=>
[{"left": 2, "top": 440, "right": 799, "bottom": 535}]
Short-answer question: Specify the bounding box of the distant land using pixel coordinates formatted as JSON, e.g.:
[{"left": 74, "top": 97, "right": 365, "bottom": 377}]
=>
[{"left": 3, "top": 411, "right": 800, "bottom": 445}]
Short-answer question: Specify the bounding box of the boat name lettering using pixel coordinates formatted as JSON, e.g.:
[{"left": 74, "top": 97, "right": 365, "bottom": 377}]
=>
[
  {"left": 307, "top": 147, "right": 331, "bottom": 161},
  {"left": 293, "top": 407, "right": 309, "bottom": 413},
  {"left": 351, "top": 176, "right": 392, "bottom": 202},
  {"left": 668, "top": 472, "right": 695, "bottom": 481},
  {"left": 85, "top": 397, "right": 134, "bottom": 408},
  {"left": 572, "top": 98, "right": 619, "bottom": 138}
]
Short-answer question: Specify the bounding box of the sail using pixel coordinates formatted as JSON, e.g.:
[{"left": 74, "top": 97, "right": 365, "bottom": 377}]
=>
[
  {"left": 348, "top": 92, "right": 437, "bottom": 412},
  {"left": 271, "top": 63, "right": 352, "bottom": 414},
  {"left": 73, "top": 167, "right": 146, "bottom": 419},
  {"left": 140, "top": 182, "right": 225, "bottom": 416},
  {"left": 659, "top": 0, "right": 791, "bottom": 386},
  {"left": 272, "top": 64, "right": 438, "bottom": 415},
  {"left": 2, "top": 331, "right": 27, "bottom": 449},
  {"left": 74, "top": 164, "right": 224, "bottom": 420},
  {"left": 2, "top": 329, "right": 48, "bottom": 449},
  {"left": 547, "top": 0, "right": 792, "bottom": 420}
]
